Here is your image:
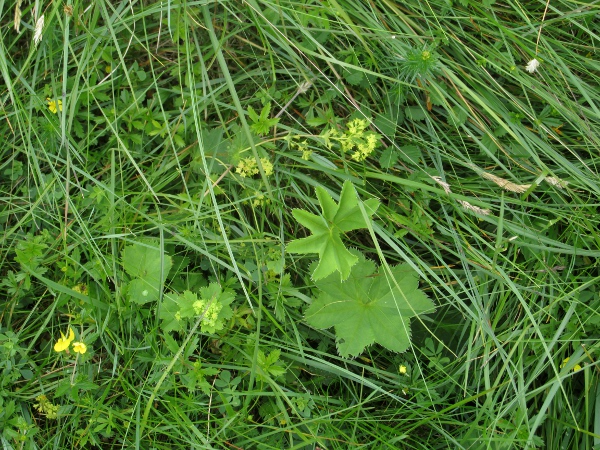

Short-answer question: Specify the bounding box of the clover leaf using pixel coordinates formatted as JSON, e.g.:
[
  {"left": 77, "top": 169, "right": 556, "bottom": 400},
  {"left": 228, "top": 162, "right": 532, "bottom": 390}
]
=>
[
  {"left": 287, "top": 181, "right": 379, "bottom": 281},
  {"left": 305, "top": 253, "right": 435, "bottom": 357}
]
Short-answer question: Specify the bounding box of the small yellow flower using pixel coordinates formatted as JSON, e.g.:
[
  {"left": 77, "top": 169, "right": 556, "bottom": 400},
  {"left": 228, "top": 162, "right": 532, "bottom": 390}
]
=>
[
  {"left": 72, "top": 283, "right": 88, "bottom": 295},
  {"left": 301, "top": 149, "right": 312, "bottom": 160},
  {"left": 236, "top": 157, "right": 258, "bottom": 178},
  {"left": 54, "top": 327, "right": 75, "bottom": 352},
  {"left": 399, "top": 365, "right": 407, "bottom": 375},
  {"left": 34, "top": 395, "right": 59, "bottom": 419},
  {"left": 72, "top": 341, "right": 87, "bottom": 354},
  {"left": 260, "top": 157, "right": 274, "bottom": 177},
  {"left": 236, "top": 157, "right": 273, "bottom": 177},
  {"left": 560, "top": 357, "right": 582, "bottom": 372},
  {"left": 47, "top": 98, "right": 63, "bottom": 114}
]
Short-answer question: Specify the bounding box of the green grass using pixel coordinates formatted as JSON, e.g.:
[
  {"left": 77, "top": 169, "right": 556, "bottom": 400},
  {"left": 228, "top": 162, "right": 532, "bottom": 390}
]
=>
[{"left": 1, "top": 0, "right": 599, "bottom": 448}]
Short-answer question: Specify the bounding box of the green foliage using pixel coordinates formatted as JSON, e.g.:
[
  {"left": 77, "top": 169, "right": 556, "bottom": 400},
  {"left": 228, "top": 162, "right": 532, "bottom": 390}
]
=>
[
  {"left": 15, "top": 233, "right": 48, "bottom": 272},
  {"left": 306, "top": 252, "right": 435, "bottom": 357},
  {"left": 247, "top": 102, "right": 280, "bottom": 136},
  {"left": 265, "top": 273, "right": 303, "bottom": 321},
  {"left": 159, "top": 284, "right": 234, "bottom": 334},
  {"left": 0, "top": 331, "right": 32, "bottom": 389},
  {"left": 398, "top": 45, "right": 439, "bottom": 82},
  {"left": 255, "top": 349, "right": 287, "bottom": 382},
  {"left": 122, "top": 242, "right": 173, "bottom": 305},
  {"left": 329, "top": 118, "right": 382, "bottom": 161},
  {"left": 287, "top": 180, "right": 380, "bottom": 281},
  {"left": 379, "top": 148, "right": 399, "bottom": 168},
  {"left": 1, "top": 0, "right": 599, "bottom": 446}
]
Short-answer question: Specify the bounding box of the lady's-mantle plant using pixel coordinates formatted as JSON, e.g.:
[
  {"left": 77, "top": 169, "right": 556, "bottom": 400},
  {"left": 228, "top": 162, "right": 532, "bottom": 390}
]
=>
[
  {"left": 287, "top": 180, "right": 379, "bottom": 281},
  {"left": 288, "top": 182, "right": 434, "bottom": 357}
]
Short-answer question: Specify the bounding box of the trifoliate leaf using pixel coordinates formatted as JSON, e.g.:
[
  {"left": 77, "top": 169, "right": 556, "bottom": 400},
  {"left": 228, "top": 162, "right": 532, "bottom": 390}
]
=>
[
  {"left": 287, "top": 181, "right": 379, "bottom": 281},
  {"left": 122, "top": 242, "right": 172, "bottom": 304},
  {"left": 305, "top": 253, "right": 435, "bottom": 358}
]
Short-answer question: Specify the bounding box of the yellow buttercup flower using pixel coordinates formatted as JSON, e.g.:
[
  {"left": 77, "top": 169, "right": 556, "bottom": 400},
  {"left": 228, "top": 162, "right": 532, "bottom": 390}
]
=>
[
  {"left": 54, "top": 327, "right": 75, "bottom": 352},
  {"left": 72, "top": 342, "right": 87, "bottom": 354},
  {"left": 47, "top": 98, "right": 63, "bottom": 114},
  {"left": 560, "top": 357, "right": 582, "bottom": 372},
  {"left": 399, "top": 365, "right": 407, "bottom": 375}
]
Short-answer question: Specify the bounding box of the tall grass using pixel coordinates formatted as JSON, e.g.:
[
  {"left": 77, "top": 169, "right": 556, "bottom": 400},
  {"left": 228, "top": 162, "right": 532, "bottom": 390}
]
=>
[{"left": 1, "top": 0, "right": 598, "bottom": 448}]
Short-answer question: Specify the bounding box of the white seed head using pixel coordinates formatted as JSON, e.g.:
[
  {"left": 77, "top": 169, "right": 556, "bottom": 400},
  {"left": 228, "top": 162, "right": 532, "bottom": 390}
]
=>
[
  {"left": 431, "top": 176, "right": 452, "bottom": 195},
  {"left": 14, "top": 0, "right": 22, "bottom": 32},
  {"left": 457, "top": 200, "right": 490, "bottom": 216},
  {"left": 33, "top": 14, "right": 44, "bottom": 45},
  {"left": 544, "top": 176, "right": 568, "bottom": 189},
  {"left": 297, "top": 81, "right": 312, "bottom": 94},
  {"left": 481, "top": 172, "right": 531, "bottom": 193},
  {"left": 525, "top": 58, "right": 540, "bottom": 74}
]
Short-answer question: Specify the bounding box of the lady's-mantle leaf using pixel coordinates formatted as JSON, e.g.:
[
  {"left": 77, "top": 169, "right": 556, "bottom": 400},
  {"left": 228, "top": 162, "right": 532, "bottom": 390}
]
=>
[
  {"left": 287, "top": 181, "right": 379, "bottom": 281},
  {"left": 123, "top": 241, "right": 172, "bottom": 304},
  {"left": 305, "top": 253, "right": 435, "bottom": 357}
]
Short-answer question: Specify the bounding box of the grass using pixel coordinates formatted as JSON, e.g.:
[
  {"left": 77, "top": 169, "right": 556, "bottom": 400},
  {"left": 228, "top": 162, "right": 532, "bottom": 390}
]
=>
[{"left": 1, "top": 0, "right": 599, "bottom": 448}]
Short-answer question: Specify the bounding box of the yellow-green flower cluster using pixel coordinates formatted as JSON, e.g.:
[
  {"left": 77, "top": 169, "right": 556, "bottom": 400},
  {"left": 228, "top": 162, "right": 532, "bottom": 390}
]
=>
[
  {"left": 235, "top": 157, "right": 273, "bottom": 178},
  {"left": 251, "top": 191, "right": 269, "bottom": 208},
  {"left": 328, "top": 119, "right": 380, "bottom": 162},
  {"left": 193, "top": 299, "right": 223, "bottom": 328},
  {"left": 72, "top": 283, "right": 88, "bottom": 295},
  {"left": 351, "top": 133, "right": 379, "bottom": 162},
  {"left": 289, "top": 138, "right": 312, "bottom": 160},
  {"left": 35, "top": 395, "right": 59, "bottom": 419}
]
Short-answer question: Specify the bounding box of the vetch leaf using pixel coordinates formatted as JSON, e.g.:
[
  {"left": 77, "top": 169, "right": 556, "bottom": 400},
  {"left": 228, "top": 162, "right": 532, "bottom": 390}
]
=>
[
  {"left": 305, "top": 252, "right": 435, "bottom": 357},
  {"left": 287, "top": 181, "right": 379, "bottom": 281}
]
